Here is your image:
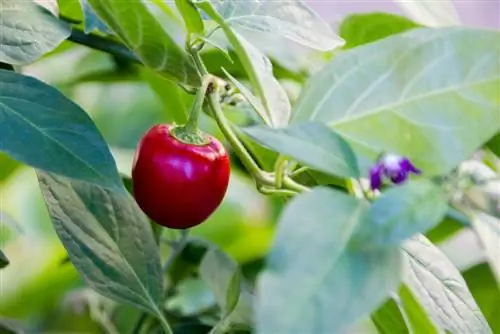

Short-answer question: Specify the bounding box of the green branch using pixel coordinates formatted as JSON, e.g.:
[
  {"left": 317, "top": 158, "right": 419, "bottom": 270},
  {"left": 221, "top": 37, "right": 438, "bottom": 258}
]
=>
[{"left": 68, "top": 28, "right": 140, "bottom": 63}]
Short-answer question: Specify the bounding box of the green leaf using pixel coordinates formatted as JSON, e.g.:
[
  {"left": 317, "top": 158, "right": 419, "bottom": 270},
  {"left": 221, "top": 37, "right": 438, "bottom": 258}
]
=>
[
  {"left": 399, "top": 284, "right": 439, "bottom": 333},
  {"left": 463, "top": 263, "right": 500, "bottom": 333},
  {"left": 394, "top": 0, "right": 460, "bottom": 27},
  {"left": 37, "top": 171, "right": 166, "bottom": 320},
  {"left": 471, "top": 212, "right": 500, "bottom": 281},
  {"left": 0, "top": 250, "right": 9, "bottom": 269},
  {"left": 371, "top": 298, "right": 410, "bottom": 333},
  {"left": 207, "top": 0, "right": 344, "bottom": 51},
  {"left": 168, "top": 278, "right": 215, "bottom": 316},
  {"left": 86, "top": 0, "right": 199, "bottom": 88},
  {"left": 486, "top": 134, "right": 500, "bottom": 156},
  {"left": 256, "top": 187, "right": 402, "bottom": 333},
  {"left": 175, "top": 0, "right": 204, "bottom": 35},
  {"left": 402, "top": 234, "right": 490, "bottom": 333},
  {"left": 293, "top": 28, "right": 500, "bottom": 175},
  {"left": 225, "top": 270, "right": 242, "bottom": 317},
  {"left": 80, "top": 0, "right": 112, "bottom": 34},
  {"left": 352, "top": 180, "right": 448, "bottom": 250},
  {"left": 222, "top": 69, "right": 268, "bottom": 125},
  {"left": 339, "top": 12, "right": 420, "bottom": 49},
  {"left": 199, "top": 248, "right": 253, "bottom": 325},
  {"left": 425, "top": 211, "right": 464, "bottom": 243},
  {"left": 140, "top": 67, "right": 192, "bottom": 124},
  {"left": 199, "top": 1, "right": 291, "bottom": 127},
  {"left": 0, "top": 70, "right": 123, "bottom": 191},
  {"left": 0, "top": 0, "right": 71, "bottom": 65},
  {"left": 243, "top": 121, "right": 360, "bottom": 178}
]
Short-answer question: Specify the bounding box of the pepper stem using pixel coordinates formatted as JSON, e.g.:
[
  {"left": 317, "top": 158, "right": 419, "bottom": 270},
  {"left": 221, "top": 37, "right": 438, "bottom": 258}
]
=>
[{"left": 170, "top": 75, "right": 214, "bottom": 145}]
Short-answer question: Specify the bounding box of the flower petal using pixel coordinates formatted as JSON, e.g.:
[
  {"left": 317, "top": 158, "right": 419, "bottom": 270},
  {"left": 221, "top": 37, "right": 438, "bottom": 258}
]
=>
[
  {"left": 369, "top": 163, "right": 384, "bottom": 190},
  {"left": 400, "top": 158, "right": 421, "bottom": 175},
  {"left": 390, "top": 170, "right": 408, "bottom": 184}
]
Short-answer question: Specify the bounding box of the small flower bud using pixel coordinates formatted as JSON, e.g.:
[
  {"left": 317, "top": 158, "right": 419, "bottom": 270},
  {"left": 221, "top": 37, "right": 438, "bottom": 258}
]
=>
[{"left": 369, "top": 153, "right": 421, "bottom": 190}]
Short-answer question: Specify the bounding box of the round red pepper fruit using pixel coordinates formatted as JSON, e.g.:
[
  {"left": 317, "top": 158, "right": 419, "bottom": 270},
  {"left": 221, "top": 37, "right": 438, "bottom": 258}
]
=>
[{"left": 132, "top": 124, "right": 230, "bottom": 229}]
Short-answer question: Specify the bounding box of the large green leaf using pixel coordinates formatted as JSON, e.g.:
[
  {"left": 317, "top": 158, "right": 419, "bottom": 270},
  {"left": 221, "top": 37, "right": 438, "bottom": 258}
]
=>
[
  {"left": 256, "top": 187, "right": 402, "bottom": 333},
  {"left": 0, "top": 249, "right": 9, "bottom": 269},
  {"left": 402, "top": 234, "right": 490, "bottom": 333},
  {"left": 199, "top": 1, "right": 291, "bottom": 127},
  {"left": 243, "top": 121, "right": 360, "bottom": 178},
  {"left": 37, "top": 171, "right": 166, "bottom": 320},
  {"left": 207, "top": 0, "right": 343, "bottom": 51},
  {"left": 0, "top": 0, "right": 71, "bottom": 65},
  {"left": 352, "top": 180, "right": 448, "bottom": 250},
  {"left": 0, "top": 70, "right": 123, "bottom": 190},
  {"left": 293, "top": 28, "right": 500, "bottom": 175},
  {"left": 339, "top": 12, "right": 420, "bottom": 49},
  {"left": 86, "top": 0, "right": 199, "bottom": 88},
  {"left": 175, "top": 0, "right": 204, "bottom": 35},
  {"left": 200, "top": 248, "right": 253, "bottom": 325}
]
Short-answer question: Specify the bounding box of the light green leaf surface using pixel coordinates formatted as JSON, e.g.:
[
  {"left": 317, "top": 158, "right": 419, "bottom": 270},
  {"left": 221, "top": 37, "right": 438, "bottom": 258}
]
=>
[
  {"left": 0, "top": 0, "right": 71, "bottom": 65},
  {"left": 37, "top": 171, "right": 165, "bottom": 319},
  {"left": 208, "top": 0, "right": 344, "bottom": 51},
  {"left": 339, "top": 12, "right": 420, "bottom": 49},
  {"left": 256, "top": 187, "right": 402, "bottom": 333},
  {"left": 86, "top": 0, "right": 199, "bottom": 87},
  {"left": 353, "top": 180, "right": 448, "bottom": 249},
  {"left": 402, "top": 235, "right": 491, "bottom": 333},
  {"left": 199, "top": 1, "right": 291, "bottom": 127},
  {"left": 293, "top": 28, "right": 500, "bottom": 175},
  {"left": 243, "top": 121, "right": 360, "bottom": 178},
  {"left": 200, "top": 248, "right": 253, "bottom": 325},
  {"left": 0, "top": 70, "right": 123, "bottom": 190},
  {"left": 393, "top": 0, "right": 460, "bottom": 27},
  {"left": 175, "top": 0, "right": 204, "bottom": 35}
]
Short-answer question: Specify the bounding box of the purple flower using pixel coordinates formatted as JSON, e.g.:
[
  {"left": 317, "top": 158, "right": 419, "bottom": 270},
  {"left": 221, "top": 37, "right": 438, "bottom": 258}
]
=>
[{"left": 369, "top": 153, "right": 421, "bottom": 190}]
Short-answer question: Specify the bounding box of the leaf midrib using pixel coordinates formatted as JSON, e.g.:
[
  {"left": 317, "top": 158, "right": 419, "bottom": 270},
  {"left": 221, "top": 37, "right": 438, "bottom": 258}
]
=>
[
  {"left": 331, "top": 75, "right": 499, "bottom": 127},
  {"left": 46, "top": 178, "right": 162, "bottom": 316}
]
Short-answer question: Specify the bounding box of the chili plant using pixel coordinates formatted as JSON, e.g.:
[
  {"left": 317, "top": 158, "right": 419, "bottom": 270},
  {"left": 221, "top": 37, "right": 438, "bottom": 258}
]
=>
[{"left": 1, "top": 0, "right": 499, "bottom": 333}]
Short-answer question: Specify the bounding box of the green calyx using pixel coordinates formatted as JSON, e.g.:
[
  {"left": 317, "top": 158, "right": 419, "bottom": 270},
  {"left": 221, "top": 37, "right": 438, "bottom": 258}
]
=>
[{"left": 170, "top": 125, "right": 211, "bottom": 146}]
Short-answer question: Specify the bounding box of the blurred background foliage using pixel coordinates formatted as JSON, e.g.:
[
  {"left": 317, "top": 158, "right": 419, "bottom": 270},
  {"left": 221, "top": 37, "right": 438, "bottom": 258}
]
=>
[{"left": 1, "top": 1, "right": 498, "bottom": 333}]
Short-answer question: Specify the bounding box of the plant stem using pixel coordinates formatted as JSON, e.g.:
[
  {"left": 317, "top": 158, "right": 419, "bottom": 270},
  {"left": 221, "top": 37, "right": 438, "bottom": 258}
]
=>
[
  {"left": 68, "top": 28, "right": 140, "bottom": 63},
  {"left": 258, "top": 186, "right": 298, "bottom": 197},
  {"left": 207, "top": 88, "right": 274, "bottom": 186},
  {"left": 157, "top": 313, "right": 174, "bottom": 334},
  {"left": 290, "top": 166, "right": 309, "bottom": 177},
  {"left": 183, "top": 75, "right": 213, "bottom": 133},
  {"left": 283, "top": 177, "right": 310, "bottom": 193},
  {"left": 162, "top": 229, "right": 189, "bottom": 273},
  {"left": 190, "top": 44, "right": 209, "bottom": 76},
  {"left": 274, "top": 156, "right": 288, "bottom": 189}
]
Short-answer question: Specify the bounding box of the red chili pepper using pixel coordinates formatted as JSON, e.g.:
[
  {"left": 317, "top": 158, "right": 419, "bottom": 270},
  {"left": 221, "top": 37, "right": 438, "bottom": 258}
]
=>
[{"left": 132, "top": 124, "right": 230, "bottom": 229}]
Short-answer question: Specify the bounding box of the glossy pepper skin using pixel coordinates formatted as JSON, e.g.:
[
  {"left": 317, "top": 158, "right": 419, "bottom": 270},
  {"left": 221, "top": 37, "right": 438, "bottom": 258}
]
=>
[{"left": 132, "top": 124, "right": 230, "bottom": 229}]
